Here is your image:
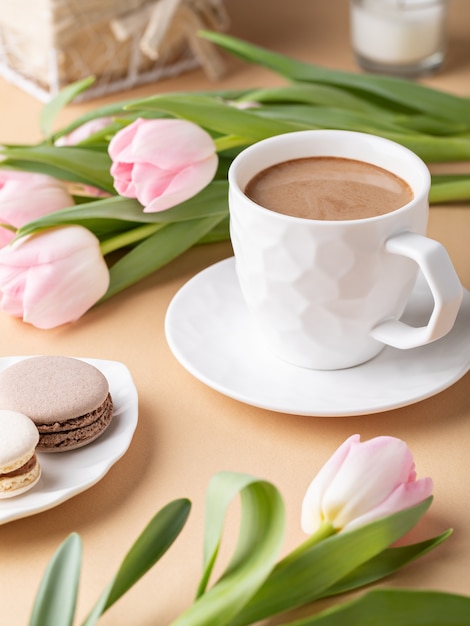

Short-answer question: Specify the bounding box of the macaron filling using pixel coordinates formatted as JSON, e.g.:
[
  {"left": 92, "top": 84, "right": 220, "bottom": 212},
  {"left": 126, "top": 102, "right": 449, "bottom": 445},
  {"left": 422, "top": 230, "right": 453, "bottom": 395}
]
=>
[
  {"left": 36, "top": 393, "right": 114, "bottom": 452},
  {"left": 0, "top": 409, "right": 41, "bottom": 498},
  {"left": 2, "top": 454, "right": 38, "bottom": 478},
  {"left": 0, "top": 457, "right": 41, "bottom": 498}
]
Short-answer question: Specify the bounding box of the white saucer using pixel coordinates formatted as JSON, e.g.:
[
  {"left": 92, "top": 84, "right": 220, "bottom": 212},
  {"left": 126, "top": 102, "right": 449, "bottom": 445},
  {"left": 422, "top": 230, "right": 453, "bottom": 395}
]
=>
[
  {"left": 0, "top": 356, "right": 138, "bottom": 524},
  {"left": 165, "top": 257, "right": 470, "bottom": 417}
]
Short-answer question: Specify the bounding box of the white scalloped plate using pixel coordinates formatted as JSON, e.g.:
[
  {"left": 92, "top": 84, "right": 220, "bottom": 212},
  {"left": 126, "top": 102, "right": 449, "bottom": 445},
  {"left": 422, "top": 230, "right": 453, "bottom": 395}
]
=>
[
  {"left": 0, "top": 357, "right": 138, "bottom": 524},
  {"left": 165, "top": 257, "right": 470, "bottom": 417}
]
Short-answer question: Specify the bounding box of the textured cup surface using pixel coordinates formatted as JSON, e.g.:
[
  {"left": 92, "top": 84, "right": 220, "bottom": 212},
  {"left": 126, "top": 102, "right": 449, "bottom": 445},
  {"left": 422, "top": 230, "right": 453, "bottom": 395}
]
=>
[{"left": 228, "top": 130, "right": 433, "bottom": 370}]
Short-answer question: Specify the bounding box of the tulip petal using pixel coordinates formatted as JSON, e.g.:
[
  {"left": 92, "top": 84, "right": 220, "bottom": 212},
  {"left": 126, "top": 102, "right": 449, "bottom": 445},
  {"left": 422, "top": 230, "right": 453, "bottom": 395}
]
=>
[
  {"left": 143, "top": 156, "right": 219, "bottom": 212},
  {"left": 1, "top": 184, "right": 74, "bottom": 225},
  {"left": 344, "top": 477, "right": 434, "bottom": 531},
  {"left": 22, "top": 251, "right": 109, "bottom": 329},
  {"left": 0, "top": 171, "right": 74, "bottom": 247},
  {"left": 301, "top": 434, "right": 432, "bottom": 535},
  {"left": 108, "top": 120, "right": 141, "bottom": 161},
  {"left": 301, "top": 434, "right": 360, "bottom": 534},
  {"left": 0, "top": 268, "right": 27, "bottom": 317},
  {"left": 56, "top": 117, "right": 114, "bottom": 146},
  {"left": 110, "top": 161, "right": 138, "bottom": 198},
  {"left": 108, "top": 117, "right": 218, "bottom": 211},
  {"left": 0, "top": 229, "right": 14, "bottom": 247},
  {"left": 0, "top": 226, "right": 109, "bottom": 329},
  {"left": 323, "top": 437, "right": 415, "bottom": 530},
  {"left": 130, "top": 119, "right": 217, "bottom": 167},
  {"left": 132, "top": 162, "right": 175, "bottom": 205}
]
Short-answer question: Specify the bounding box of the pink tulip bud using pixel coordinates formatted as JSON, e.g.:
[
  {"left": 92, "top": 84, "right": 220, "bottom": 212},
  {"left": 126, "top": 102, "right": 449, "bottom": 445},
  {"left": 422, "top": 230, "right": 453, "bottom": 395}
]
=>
[
  {"left": 108, "top": 118, "right": 218, "bottom": 212},
  {"left": 0, "top": 226, "right": 109, "bottom": 329},
  {"left": 301, "top": 434, "right": 433, "bottom": 534},
  {"left": 55, "top": 117, "right": 114, "bottom": 146},
  {"left": 0, "top": 171, "right": 74, "bottom": 247}
]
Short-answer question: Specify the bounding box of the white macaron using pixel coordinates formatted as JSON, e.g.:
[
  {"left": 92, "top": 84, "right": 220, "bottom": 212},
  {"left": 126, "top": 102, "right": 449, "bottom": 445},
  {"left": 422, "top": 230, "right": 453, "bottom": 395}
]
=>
[{"left": 0, "top": 410, "right": 41, "bottom": 498}]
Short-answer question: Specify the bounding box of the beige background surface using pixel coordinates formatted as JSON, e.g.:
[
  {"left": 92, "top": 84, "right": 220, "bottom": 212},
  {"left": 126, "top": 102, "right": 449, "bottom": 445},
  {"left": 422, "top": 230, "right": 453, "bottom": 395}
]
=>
[{"left": 0, "top": 1, "right": 469, "bottom": 624}]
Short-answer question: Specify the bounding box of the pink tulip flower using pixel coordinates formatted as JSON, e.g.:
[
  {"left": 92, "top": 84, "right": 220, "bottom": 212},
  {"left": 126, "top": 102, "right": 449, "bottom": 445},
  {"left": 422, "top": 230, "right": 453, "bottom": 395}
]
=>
[
  {"left": 108, "top": 118, "right": 218, "bottom": 212},
  {"left": 0, "top": 225, "right": 109, "bottom": 329},
  {"left": 55, "top": 117, "right": 114, "bottom": 146},
  {"left": 301, "top": 434, "right": 433, "bottom": 534},
  {"left": 0, "top": 171, "right": 74, "bottom": 247}
]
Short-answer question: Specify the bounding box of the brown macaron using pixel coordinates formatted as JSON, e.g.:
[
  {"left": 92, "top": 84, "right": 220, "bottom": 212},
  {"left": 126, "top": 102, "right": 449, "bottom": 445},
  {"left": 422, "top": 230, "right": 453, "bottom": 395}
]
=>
[{"left": 0, "top": 356, "right": 113, "bottom": 453}]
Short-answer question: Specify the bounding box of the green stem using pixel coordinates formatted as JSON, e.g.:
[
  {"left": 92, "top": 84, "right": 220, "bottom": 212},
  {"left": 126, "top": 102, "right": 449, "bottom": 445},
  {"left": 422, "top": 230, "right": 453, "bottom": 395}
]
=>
[
  {"left": 280, "top": 522, "right": 336, "bottom": 568},
  {"left": 100, "top": 222, "right": 166, "bottom": 256}
]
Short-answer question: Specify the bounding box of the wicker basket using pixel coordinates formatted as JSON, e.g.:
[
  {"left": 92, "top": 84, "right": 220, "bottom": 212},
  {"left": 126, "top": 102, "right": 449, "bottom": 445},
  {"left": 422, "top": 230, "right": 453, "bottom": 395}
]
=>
[{"left": 0, "top": 0, "right": 228, "bottom": 102}]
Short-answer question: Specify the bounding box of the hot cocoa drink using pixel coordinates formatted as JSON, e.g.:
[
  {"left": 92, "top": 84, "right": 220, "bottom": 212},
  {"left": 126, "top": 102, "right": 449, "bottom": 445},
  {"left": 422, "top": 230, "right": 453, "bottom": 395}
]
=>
[{"left": 245, "top": 156, "right": 413, "bottom": 220}]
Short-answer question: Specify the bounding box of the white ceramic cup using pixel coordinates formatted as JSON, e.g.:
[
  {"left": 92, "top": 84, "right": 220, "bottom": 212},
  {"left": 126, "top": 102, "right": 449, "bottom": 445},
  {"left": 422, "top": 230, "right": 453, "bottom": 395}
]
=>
[{"left": 228, "top": 130, "right": 463, "bottom": 370}]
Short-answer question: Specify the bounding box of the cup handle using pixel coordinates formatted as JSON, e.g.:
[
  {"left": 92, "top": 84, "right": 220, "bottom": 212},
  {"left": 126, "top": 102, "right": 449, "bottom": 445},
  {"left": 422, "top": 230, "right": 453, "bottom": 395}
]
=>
[{"left": 370, "top": 231, "right": 463, "bottom": 349}]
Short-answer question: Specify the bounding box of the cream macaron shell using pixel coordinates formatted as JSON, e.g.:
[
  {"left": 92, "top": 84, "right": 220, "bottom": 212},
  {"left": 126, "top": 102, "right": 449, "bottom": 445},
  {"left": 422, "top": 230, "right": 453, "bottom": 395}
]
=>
[{"left": 0, "top": 409, "right": 41, "bottom": 498}]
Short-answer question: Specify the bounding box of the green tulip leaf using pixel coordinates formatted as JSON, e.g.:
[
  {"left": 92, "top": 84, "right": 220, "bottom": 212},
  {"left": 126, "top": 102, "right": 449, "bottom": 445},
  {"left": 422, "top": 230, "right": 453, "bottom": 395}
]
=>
[
  {"left": 228, "top": 497, "right": 434, "bottom": 626},
  {"left": 239, "top": 82, "right": 383, "bottom": 114},
  {"left": 381, "top": 133, "right": 470, "bottom": 163},
  {"left": 198, "top": 216, "right": 230, "bottom": 243},
  {"left": 0, "top": 159, "right": 102, "bottom": 185},
  {"left": 170, "top": 471, "right": 285, "bottom": 626},
  {"left": 102, "top": 213, "right": 226, "bottom": 300},
  {"left": 14, "top": 195, "right": 143, "bottom": 237},
  {"left": 319, "top": 528, "right": 452, "bottom": 599},
  {"left": 199, "top": 31, "right": 470, "bottom": 124},
  {"left": 40, "top": 76, "right": 96, "bottom": 138},
  {"left": 429, "top": 176, "right": 470, "bottom": 204},
  {"left": 253, "top": 105, "right": 470, "bottom": 162},
  {"left": 49, "top": 88, "right": 249, "bottom": 142},
  {"left": 281, "top": 588, "right": 470, "bottom": 626},
  {"left": 139, "top": 181, "right": 229, "bottom": 223},
  {"left": 0, "top": 145, "right": 114, "bottom": 192},
  {"left": 255, "top": 104, "right": 415, "bottom": 135},
  {"left": 18, "top": 180, "right": 228, "bottom": 236},
  {"left": 49, "top": 103, "right": 155, "bottom": 142},
  {"left": 57, "top": 121, "right": 129, "bottom": 149},
  {"left": 29, "top": 533, "right": 82, "bottom": 626},
  {"left": 17, "top": 181, "right": 228, "bottom": 245},
  {"left": 126, "top": 93, "right": 308, "bottom": 141},
  {"left": 243, "top": 85, "right": 466, "bottom": 135},
  {"left": 276, "top": 102, "right": 467, "bottom": 137},
  {"left": 16, "top": 181, "right": 229, "bottom": 242},
  {"left": 395, "top": 114, "right": 468, "bottom": 136},
  {"left": 82, "top": 499, "right": 191, "bottom": 626}
]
